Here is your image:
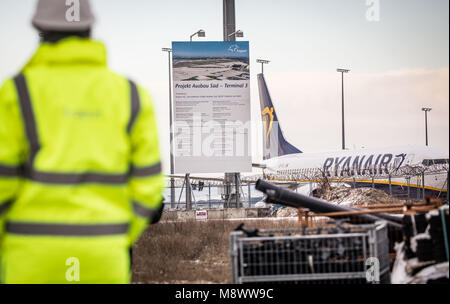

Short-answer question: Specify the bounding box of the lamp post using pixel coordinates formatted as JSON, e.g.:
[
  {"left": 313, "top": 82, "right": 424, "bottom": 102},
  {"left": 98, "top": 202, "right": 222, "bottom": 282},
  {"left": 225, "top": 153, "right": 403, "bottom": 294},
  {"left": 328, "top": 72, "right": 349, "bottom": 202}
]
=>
[
  {"left": 162, "top": 47, "right": 175, "bottom": 208},
  {"left": 256, "top": 59, "right": 270, "bottom": 74},
  {"left": 422, "top": 107, "right": 432, "bottom": 146},
  {"left": 337, "top": 68, "right": 350, "bottom": 150},
  {"left": 190, "top": 29, "right": 206, "bottom": 42},
  {"left": 227, "top": 30, "right": 244, "bottom": 40}
]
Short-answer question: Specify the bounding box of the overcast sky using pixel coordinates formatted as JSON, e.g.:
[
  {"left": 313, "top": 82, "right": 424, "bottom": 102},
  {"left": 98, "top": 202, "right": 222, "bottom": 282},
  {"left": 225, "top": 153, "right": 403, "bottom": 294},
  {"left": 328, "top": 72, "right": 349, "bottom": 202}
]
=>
[{"left": 0, "top": 0, "right": 448, "bottom": 173}]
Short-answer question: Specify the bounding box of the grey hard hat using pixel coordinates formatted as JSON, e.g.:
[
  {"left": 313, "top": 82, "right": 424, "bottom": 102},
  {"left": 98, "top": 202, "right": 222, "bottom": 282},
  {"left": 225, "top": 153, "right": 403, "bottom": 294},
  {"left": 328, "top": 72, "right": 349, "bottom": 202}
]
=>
[{"left": 32, "top": 0, "right": 95, "bottom": 32}]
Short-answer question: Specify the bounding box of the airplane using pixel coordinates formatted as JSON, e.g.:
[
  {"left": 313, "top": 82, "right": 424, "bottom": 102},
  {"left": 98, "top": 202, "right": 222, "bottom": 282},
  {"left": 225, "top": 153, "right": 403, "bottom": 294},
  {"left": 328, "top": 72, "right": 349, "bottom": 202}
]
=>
[{"left": 256, "top": 73, "right": 449, "bottom": 200}]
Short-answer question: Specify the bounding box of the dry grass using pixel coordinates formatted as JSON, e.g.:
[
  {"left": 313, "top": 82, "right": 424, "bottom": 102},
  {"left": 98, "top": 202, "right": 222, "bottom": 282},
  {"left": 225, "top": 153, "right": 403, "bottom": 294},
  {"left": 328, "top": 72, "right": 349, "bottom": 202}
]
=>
[{"left": 131, "top": 219, "right": 298, "bottom": 284}]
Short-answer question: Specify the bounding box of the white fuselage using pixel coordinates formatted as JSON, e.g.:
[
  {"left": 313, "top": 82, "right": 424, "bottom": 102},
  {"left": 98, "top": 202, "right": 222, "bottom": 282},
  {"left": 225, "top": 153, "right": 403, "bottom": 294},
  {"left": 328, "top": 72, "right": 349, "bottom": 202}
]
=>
[{"left": 262, "top": 145, "right": 448, "bottom": 195}]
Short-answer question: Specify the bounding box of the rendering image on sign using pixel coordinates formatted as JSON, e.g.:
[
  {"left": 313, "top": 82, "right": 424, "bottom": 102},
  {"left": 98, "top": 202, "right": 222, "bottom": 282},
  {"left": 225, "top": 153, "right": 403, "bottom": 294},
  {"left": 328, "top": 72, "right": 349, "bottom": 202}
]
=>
[
  {"left": 172, "top": 41, "right": 252, "bottom": 174},
  {"left": 173, "top": 42, "right": 250, "bottom": 81}
]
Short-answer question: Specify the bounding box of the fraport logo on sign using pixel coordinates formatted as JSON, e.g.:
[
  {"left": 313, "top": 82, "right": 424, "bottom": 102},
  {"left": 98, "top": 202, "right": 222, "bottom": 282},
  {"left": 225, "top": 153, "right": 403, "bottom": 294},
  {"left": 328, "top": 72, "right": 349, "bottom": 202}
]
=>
[
  {"left": 196, "top": 210, "right": 208, "bottom": 220},
  {"left": 228, "top": 44, "right": 248, "bottom": 54}
]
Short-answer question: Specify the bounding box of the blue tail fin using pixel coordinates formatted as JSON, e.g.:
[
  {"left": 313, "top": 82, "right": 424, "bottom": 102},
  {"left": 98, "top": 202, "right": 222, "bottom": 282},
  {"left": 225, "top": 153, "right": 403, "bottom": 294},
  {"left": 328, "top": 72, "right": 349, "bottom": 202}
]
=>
[{"left": 257, "top": 73, "right": 302, "bottom": 160}]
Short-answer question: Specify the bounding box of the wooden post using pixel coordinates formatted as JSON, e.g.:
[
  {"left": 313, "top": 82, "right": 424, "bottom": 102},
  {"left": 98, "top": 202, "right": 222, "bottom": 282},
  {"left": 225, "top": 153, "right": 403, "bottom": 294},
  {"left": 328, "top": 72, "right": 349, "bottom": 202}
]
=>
[
  {"left": 304, "top": 210, "right": 310, "bottom": 228},
  {"left": 297, "top": 208, "right": 303, "bottom": 230},
  {"left": 297, "top": 208, "right": 310, "bottom": 228}
]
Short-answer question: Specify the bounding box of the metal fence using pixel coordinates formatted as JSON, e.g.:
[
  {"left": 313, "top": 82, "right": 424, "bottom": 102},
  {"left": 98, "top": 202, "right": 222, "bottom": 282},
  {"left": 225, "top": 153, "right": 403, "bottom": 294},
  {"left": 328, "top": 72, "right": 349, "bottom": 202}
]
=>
[
  {"left": 230, "top": 221, "right": 390, "bottom": 284},
  {"left": 162, "top": 164, "right": 448, "bottom": 210},
  {"left": 162, "top": 183, "right": 262, "bottom": 210},
  {"left": 164, "top": 167, "right": 448, "bottom": 209}
]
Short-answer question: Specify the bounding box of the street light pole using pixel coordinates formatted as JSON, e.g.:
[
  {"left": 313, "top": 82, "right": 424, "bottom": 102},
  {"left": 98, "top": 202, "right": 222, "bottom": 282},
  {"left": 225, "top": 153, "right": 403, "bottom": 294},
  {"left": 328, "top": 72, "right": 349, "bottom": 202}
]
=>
[
  {"left": 256, "top": 59, "right": 270, "bottom": 74},
  {"left": 190, "top": 29, "right": 206, "bottom": 42},
  {"left": 337, "top": 68, "right": 350, "bottom": 150},
  {"left": 422, "top": 107, "right": 432, "bottom": 146},
  {"left": 162, "top": 47, "right": 175, "bottom": 209}
]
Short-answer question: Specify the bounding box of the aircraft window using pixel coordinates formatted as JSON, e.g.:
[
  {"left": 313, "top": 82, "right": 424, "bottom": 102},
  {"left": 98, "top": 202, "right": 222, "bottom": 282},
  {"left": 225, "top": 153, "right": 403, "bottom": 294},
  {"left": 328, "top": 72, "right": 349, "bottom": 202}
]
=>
[
  {"left": 435, "top": 159, "right": 449, "bottom": 164},
  {"left": 422, "top": 159, "right": 449, "bottom": 166}
]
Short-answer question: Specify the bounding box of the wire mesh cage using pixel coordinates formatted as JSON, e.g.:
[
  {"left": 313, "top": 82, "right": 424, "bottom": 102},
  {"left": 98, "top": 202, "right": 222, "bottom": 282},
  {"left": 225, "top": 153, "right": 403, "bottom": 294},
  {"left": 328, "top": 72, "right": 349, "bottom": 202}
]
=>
[{"left": 230, "top": 221, "right": 390, "bottom": 284}]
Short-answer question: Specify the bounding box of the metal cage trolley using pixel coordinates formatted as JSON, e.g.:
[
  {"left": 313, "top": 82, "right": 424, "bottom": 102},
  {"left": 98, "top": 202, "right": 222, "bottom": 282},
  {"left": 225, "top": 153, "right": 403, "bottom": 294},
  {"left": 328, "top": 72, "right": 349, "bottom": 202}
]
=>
[{"left": 230, "top": 221, "right": 390, "bottom": 284}]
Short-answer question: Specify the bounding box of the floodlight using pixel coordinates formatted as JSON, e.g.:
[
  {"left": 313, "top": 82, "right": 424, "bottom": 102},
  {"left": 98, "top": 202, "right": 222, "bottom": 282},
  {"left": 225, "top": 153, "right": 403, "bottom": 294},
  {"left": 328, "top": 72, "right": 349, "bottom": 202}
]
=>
[
  {"left": 197, "top": 30, "right": 206, "bottom": 37},
  {"left": 256, "top": 59, "right": 270, "bottom": 64},
  {"left": 337, "top": 68, "right": 350, "bottom": 73},
  {"left": 190, "top": 29, "right": 206, "bottom": 41},
  {"left": 228, "top": 30, "right": 244, "bottom": 38}
]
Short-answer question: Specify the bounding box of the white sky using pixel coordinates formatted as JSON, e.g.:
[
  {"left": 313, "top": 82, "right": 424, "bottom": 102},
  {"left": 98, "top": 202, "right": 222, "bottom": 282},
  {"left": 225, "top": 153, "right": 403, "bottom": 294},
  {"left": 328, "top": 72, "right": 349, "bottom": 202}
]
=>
[{"left": 0, "top": 0, "right": 448, "bottom": 174}]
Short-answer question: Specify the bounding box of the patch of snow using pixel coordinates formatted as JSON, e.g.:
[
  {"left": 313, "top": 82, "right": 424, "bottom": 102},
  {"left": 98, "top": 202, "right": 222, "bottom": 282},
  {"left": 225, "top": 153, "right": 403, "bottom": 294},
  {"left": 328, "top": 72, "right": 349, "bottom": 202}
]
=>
[
  {"left": 254, "top": 201, "right": 267, "bottom": 208},
  {"left": 318, "top": 184, "right": 402, "bottom": 207}
]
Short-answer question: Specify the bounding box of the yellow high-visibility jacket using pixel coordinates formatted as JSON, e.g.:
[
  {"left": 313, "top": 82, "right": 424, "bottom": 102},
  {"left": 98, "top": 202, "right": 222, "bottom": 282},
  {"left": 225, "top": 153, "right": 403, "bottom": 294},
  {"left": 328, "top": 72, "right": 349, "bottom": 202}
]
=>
[{"left": 0, "top": 37, "right": 164, "bottom": 283}]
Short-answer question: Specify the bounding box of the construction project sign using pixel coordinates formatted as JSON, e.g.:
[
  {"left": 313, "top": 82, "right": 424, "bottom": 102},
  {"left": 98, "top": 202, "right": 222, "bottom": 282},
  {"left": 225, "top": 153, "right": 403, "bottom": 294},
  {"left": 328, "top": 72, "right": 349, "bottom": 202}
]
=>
[{"left": 171, "top": 41, "right": 252, "bottom": 173}]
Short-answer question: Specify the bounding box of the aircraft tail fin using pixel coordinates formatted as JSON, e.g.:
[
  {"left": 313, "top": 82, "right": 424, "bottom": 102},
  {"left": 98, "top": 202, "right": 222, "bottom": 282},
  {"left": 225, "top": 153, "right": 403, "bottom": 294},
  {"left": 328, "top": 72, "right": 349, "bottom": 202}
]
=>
[{"left": 257, "top": 73, "right": 302, "bottom": 160}]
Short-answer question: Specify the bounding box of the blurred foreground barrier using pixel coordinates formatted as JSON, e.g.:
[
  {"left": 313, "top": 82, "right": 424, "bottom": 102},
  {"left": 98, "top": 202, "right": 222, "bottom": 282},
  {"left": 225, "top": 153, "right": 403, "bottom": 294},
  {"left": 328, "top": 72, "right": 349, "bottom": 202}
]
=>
[{"left": 230, "top": 222, "right": 391, "bottom": 284}]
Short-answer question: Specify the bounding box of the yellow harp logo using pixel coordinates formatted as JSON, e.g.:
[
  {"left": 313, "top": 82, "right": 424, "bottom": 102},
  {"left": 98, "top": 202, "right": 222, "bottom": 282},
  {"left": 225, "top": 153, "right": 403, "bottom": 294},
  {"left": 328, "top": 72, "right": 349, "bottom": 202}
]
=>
[{"left": 262, "top": 106, "right": 274, "bottom": 149}]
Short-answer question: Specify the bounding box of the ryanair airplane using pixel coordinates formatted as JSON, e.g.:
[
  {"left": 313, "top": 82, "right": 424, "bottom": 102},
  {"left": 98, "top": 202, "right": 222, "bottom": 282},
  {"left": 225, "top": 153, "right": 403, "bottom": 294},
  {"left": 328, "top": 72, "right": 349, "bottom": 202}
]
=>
[{"left": 256, "top": 73, "right": 449, "bottom": 199}]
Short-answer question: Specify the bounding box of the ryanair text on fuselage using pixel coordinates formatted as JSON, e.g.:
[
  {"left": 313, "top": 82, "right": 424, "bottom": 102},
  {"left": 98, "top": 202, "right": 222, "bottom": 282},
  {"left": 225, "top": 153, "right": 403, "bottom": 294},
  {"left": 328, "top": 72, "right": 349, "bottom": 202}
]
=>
[{"left": 322, "top": 153, "right": 407, "bottom": 177}]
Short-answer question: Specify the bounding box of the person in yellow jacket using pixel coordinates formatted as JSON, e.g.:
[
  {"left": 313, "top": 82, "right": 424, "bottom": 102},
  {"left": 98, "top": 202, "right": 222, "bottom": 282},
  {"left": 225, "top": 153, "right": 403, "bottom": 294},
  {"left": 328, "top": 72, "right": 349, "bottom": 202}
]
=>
[{"left": 0, "top": 0, "right": 164, "bottom": 283}]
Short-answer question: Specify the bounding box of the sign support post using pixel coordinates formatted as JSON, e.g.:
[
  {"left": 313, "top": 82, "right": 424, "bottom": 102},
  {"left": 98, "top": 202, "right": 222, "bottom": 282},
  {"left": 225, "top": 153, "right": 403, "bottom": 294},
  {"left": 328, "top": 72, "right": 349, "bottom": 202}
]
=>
[{"left": 224, "top": 0, "right": 241, "bottom": 208}]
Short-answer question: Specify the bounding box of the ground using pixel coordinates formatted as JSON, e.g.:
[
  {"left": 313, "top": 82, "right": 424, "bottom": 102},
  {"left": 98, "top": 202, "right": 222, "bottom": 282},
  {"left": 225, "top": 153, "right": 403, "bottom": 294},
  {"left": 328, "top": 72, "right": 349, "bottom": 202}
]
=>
[{"left": 131, "top": 220, "right": 297, "bottom": 284}]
